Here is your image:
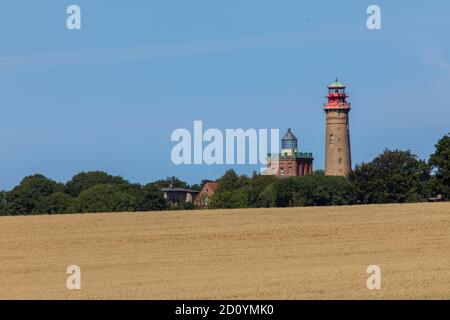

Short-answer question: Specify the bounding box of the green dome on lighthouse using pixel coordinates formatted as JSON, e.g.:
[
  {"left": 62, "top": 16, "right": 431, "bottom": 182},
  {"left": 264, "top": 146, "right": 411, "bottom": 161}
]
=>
[{"left": 328, "top": 78, "right": 345, "bottom": 88}]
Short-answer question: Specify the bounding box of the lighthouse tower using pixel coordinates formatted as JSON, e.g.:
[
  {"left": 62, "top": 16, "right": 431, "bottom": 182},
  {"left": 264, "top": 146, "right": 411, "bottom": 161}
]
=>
[
  {"left": 266, "top": 128, "right": 314, "bottom": 177},
  {"left": 324, "top": 79, "right": 352, "bottom": 176},
  {"left": 281, "top": 128, "right": 298, "bottom": 157}
]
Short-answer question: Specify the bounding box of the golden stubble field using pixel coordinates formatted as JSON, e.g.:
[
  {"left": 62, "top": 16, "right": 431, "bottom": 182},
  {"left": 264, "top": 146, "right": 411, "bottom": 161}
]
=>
[{"left": 0, "top": 202, "right": 449, "bottom": 300}]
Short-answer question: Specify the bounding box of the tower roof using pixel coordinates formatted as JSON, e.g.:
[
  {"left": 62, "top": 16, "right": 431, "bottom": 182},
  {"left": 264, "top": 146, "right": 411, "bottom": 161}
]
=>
[
  {"left": 282, "top": 128, "right": 297, "bottom": 141},
  {"left": 328, "top": 78, "right": 345, "bottom": 88}
]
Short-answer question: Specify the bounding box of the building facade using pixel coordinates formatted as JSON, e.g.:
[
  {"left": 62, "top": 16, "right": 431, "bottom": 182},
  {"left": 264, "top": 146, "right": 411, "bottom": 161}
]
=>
[
  {"left": 195, "top": 181, "right": 218, "bottom": 208},
  {"left": 161, "top": 185, "right": 200, "bottom": 206},
  {"left": 324, "top": 79, "right": 352, "bottom": 176},
  {"left": 266, "top": 128, "right": 314, "bottom": 177}
]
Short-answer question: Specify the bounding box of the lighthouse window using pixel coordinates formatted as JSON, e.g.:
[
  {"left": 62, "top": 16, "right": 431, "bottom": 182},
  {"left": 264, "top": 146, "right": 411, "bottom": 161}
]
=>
[{"left": 330, "top": 134, "right": 334, "bottom": 144}]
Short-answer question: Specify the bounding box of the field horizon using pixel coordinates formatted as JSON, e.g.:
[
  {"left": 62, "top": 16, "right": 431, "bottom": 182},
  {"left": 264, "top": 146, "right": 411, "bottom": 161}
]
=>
[{"left": 1, "top": 202, "right": 449, "bottom": 300}]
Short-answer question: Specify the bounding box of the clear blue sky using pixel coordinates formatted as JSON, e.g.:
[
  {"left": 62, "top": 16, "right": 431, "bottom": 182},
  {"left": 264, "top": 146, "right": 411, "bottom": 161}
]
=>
[{"left": 1, "top": 0, "right": 449, "bottom": 190}]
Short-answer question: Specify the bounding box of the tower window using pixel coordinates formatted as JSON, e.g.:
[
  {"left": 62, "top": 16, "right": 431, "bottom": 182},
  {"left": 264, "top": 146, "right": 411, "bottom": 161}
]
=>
[{"left": 329, "top": 134, "right": 334, "bottom": 144}]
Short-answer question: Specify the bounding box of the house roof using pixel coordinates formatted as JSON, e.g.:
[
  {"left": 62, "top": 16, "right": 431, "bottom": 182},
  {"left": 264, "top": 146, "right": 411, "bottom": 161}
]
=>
[
  {"left": 202, "top": 181, "right": 218, "bottom": 192},
  {"left": 161, "top": 187, "right": 200, "bottom": 193}
]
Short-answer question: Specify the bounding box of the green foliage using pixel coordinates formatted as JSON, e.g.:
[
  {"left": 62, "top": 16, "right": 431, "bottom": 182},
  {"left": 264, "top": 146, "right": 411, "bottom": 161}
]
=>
[
  {"left": 429, "top": 133, "right": 450, "bottom": 197},
  {"left": 151, "top": 176, "right": 190, "bottom": 189},
  {"left": 3, "top": 174, "right": 63, "bottom": 215},
  {"left": 171, "top": 201, "right": 196, "bottom": 211},
  {"left": 72, "top": 184, "right": 138, "bottom": 213},
  {"left": 209, "top": 148, "right": 436, "bottom": 209},
  {"left": 215, "top": 170, "right": 247, "bottom": 192},
  {"left": 258, "top": 184, "right": 277, "bottom": 208},
  {"left": 1, "top": 139, "right": 446, "bottom": 216},
  {"left": 248, "top": 173, "right": 277, "bottom": 207},
  {"left": 39, "top": 192, "right": 75, "bottom": 214},
  {"left": 210, "top": 170, "right": 251, "bottom": 208},
  {"left": 137, "top": 184, "right": 167, "bottom": 211},
  {"left": 271, "top": 173, "right": 354, "bottom": 207},
  {"left": 190, "top": 178, "right": 213, "bottom": 192},
  {"left": 210, "top": 170, "right": 350, "bottom": 209},
  {"left": 348, "top": 149, "right": 431, "bottom": 204},
  {"left": 0, "top": 172, "right": 175, "bottom": 215},
  {"left": 0, "top": 191, "right": 7, "bottom": 216},
  {"left": 65, "top": 171, "right": 129, "bottom": 197}
]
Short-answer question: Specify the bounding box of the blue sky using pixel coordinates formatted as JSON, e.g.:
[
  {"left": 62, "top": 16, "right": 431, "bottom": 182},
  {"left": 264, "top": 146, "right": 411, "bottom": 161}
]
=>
[{"left": 0, "top": 1, "right": 449, "bottom": 189}]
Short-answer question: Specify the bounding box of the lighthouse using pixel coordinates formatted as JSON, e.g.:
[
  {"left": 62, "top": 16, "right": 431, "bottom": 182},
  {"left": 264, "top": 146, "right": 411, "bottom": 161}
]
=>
[
  {"left": 324, "top": 79, "right": 352, "bottom": 176},
  {"left": 266, "top": 128, "right": 314, "bottom": 177}
]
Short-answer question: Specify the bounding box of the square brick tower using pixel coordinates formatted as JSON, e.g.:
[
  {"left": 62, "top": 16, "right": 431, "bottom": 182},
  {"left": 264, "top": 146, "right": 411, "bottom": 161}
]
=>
[{"left": 324, "top": 79, "right": 352, "bottom": 176}]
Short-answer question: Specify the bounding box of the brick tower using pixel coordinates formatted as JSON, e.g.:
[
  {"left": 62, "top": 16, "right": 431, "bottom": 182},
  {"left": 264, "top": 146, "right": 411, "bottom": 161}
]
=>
[
  {"left": 324, "top": 79, "right": 352, "bottom": 176},
  {"left": 266, "top": 128, "right": 314, "bottom": 177}
]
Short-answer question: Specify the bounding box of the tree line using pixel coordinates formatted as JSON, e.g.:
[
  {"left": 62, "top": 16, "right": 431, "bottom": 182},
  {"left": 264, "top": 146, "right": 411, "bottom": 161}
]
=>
[
  {"left": 211, "top": 133, "right": 448, "bottom": 208},
  {"left": 0, "top": 173, "right": 198, "bottom": 215},
  {"left": 0, "top": 133, "right": 448, "bottom": 216}
]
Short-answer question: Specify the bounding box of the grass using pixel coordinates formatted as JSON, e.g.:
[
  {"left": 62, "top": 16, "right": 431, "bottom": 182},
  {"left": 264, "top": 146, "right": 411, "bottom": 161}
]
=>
[{"left": 0, "top": 202, "right": 449, "bottom": 299}]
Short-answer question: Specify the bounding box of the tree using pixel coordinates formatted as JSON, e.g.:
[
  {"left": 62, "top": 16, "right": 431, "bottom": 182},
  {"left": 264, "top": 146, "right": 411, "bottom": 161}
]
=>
[
  {"left": 429, "top": 133, "right": 450, "bottom": 197},
  {"left": 171, "top": 201, "right": 196, "bottom": 210},
  {"left": 39, "top": 192, "right": 75, "bottom": 214},
  {"left": 248, "top": 172, "right": 276, "bottom": 207},
  {"left": 210, "top": 170, "right": 250, "bottom": 208},
  {"left": 210, "top": 170, "right": 353, "bottom": 209},
  {"left": 271, "top": 173, "right": 353, "bottom": 207},
  {"left": 229, "top": 185, "right": 254, "bottom": 208},
  {"left": 151, "top": 176, "right": 189, "bottom": 189},
  {"left": 0, "top": 191, "right": 7, "bottom": 216},
  {"left": 4, "top": 174, "right": 63, "bottom": 215},
  {"left": 65, "top": 171, "right": 129, "bottom": 197},
  {"left": 189, "top": 183, "right": 202, "bottom": 191},
  {"left": 258, "top": 184, "right": 277, "bottom": 208},
  {"left": 190, "top": 179, "right": 214, "bottom": 192},
  {"left": 216, "top": 170, "right": 247, "bottom": 192},
  {"left": 137, "top": 184, "right": 167, "bottom": 211},
  {"left": 348, "top": 149, "right": 431, "bottom": 204},
  {"left": 72, "top": 184, "right": 137, "bottom": 213}
]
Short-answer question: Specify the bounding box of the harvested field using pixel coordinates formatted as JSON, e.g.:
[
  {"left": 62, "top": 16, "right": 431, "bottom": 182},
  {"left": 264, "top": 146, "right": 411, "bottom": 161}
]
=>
[{"left": 0, "top": 202, "right": 449, "bottom": 299}]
